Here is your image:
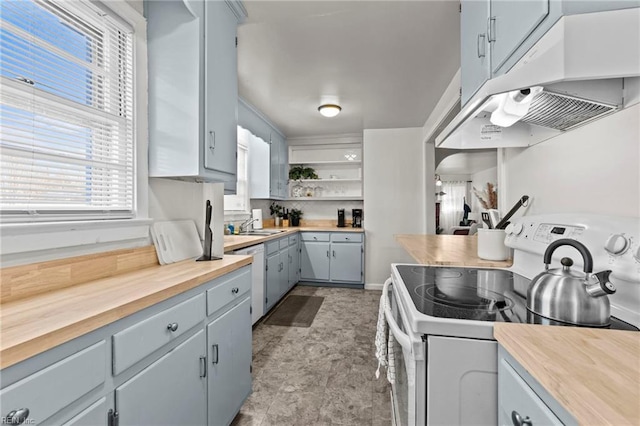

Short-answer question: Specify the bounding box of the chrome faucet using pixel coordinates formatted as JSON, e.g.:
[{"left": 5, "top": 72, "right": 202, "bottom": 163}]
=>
[{"left": 239, "top": 217, "right": 258, "bottom": 233}]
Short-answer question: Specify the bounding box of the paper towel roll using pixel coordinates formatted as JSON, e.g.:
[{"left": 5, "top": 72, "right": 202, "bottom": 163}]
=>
[{"left": 252, "top": 209, "right": 263, "bottom": 229}]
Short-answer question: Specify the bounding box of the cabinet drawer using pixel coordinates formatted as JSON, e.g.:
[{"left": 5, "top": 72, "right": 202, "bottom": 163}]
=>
[
  {"left": 266, "top": 240, "right": 280, "bottom": 255},
  {"left": 0, "top": 341, "right": 106, "bottom": 425},
  {"left": 112, "top": 294, "right": 205, "bottom": 375},
  {"left": 279, "top": 237, "right": 289, "bottom": 250},
  {"left": 300, "top": 232, "right": 330, "bottom": 242},
  {"left": 288, "top": 234, "right": 298, "bottom": 246},
  {"left": 330, "top": 233, "right": 363, "bottom": 243},
  {"left": 207, "top": 267, "right": 251, "bottom": 316},
  {"left": 498, "top": 358, "right": 562, "bottom": 426}
]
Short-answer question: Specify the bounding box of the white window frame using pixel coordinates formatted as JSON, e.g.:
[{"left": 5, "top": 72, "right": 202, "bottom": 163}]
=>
[
  {"left": 224, "top": 126, "right": 251, "bottom": 221},
  {"left": 0, "top": 1, "right": 150, "bottom": 262}
]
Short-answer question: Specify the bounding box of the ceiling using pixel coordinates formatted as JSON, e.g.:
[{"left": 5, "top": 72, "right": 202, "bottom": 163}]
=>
[
  {"left": 436, "top": 150, "right": 498, "bottom": 175},
  {"left": 237, "top": 1, "right": 461, "bottom": 138}
]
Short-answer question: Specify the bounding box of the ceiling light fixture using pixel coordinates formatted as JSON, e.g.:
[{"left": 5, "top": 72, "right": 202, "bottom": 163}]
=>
[
  {"left": 318, "top": 104, "right": 341, "bottom": 118},
  {"left": 435, "top": 175, "right": 442, "bottom": 186}
]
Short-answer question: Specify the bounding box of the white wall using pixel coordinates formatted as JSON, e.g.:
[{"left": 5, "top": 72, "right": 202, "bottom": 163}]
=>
[
  {"left": 363, "top": 128, "right": 426, "bottom": 286},
  {"left": 502, "top": 104, "right": 640, "bottom": 217}
]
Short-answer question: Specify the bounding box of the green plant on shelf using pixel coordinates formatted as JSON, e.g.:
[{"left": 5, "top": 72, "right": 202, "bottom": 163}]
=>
[
  {"left": 269, "top": 202, "right": 284, "bottom": 218},
  {"left": 288, "top": 165, "right": 318, "bottom": 181}
]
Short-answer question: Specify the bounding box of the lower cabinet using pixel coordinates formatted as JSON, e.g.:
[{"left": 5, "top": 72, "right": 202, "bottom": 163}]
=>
[
  {"left": 207, "top": 297, "right": 252, "bottom": 426},
  {"left": 265, "top": 236, "right": 299, "bottom": 312},
  {"left": 116, "top": 330, "right": 207, "bottom": 426},
  {"left": 300, "top": 232, "right": 364, "bottom": 285},
  {"left": 0, "top": 266, "right": 252, "bottom": 426}
]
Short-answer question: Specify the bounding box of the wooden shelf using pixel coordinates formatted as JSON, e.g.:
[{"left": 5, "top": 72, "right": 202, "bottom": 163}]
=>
[
  {"left": 289, "top": 161, "right": 362, "bottom": 165},
  {"left": 285, "top": 197, "right": 364, "bottom": 201}
]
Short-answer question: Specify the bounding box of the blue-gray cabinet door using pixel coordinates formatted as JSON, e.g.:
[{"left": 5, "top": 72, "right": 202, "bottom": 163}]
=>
[
  {"left": 330, "top": 243, "right": 363, "bottom": 283},
  {"left": 461, "top": 0, "right": 491, "bottom": 105},
  {"left": 265, "top": 251, "right": 280, "bottom": 311},
  {"left": 300, "top": 241, "right": 330, "bottom": 281},
  {"left": 207, "top": 297, "right": 252, "bottom": 426},
  {"left": 204, "top": 1, "right": 238, "bottom": 181},
  {"left": 490, "top": 0, "right": 549, "bottom": 74},
  {"left": 289, "top": 242, "right": 300, "bottom": 288},
  {"left": 279, "top": 250, "right": 289, "bottom": 298},
  {"left": 116, "top": 330, "right": 206, "bottom": 426}
]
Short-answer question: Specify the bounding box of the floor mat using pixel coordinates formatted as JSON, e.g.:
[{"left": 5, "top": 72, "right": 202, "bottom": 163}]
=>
[{"left": 264, "top": 295, "right": 324, "bottom": 327}]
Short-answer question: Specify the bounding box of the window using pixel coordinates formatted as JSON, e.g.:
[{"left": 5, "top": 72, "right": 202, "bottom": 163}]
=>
[
  {"left": 224, "top": 126, "right": 250, "bottom": 213},
  {"left": 0, "top": 0, "right": 135, "bottom": 221}
]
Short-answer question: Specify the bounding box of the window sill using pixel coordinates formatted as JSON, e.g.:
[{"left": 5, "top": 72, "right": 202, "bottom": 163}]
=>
[{"left": 224, "top": 211, "right": 251, "bottom": 222}]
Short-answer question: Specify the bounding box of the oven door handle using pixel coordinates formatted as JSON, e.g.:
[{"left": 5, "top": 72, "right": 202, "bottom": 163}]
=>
[{"left": 383, "top": 278, "right": 413, "bottom": 351}]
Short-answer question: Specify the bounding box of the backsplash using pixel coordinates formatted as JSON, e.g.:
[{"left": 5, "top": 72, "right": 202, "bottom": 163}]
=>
[{"left": 250, "top": 199, "right": 364, "bottom": 224}]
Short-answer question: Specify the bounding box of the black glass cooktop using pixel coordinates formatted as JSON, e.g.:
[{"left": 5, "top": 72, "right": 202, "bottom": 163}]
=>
[{"left": 395, "top": 265, "right": 638, "bottom": 331}]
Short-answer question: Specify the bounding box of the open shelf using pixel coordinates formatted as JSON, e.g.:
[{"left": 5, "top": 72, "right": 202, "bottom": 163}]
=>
[
  {"left": 289, "top": 160, "right": 362, "bottom": 165},
  {"left": 292, "top": 178, "right": 361, "bottom": 183},
  {"left": 286, "top": 196, "right": 364, "bottom": 201}
]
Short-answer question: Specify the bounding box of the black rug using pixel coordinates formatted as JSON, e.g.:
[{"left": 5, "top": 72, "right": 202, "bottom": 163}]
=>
[{"left": 264, "top": 295, "right": 324, "bottom": 327}]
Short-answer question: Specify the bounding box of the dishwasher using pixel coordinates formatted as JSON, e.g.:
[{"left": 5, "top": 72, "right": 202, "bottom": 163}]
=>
[{"left": 233, "top": 244, "right": 265, "bottom": 325}]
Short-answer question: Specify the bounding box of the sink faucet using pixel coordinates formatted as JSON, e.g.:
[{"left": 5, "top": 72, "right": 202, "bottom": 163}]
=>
[{"left": 239, "top": 217, "right": 258, "bottom": 233}]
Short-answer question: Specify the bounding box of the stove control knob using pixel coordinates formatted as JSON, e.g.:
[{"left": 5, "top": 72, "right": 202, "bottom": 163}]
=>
[
  {"left": 604, "top": 234, "right": 629, "bottom": 255},
  {"left": 505, "top": 223, "right": 523, "bottom": 236}
]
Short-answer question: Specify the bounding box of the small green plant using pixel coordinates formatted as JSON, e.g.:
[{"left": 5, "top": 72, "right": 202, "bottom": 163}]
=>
[
  {"left": 289, "top": 165, "right": 319, "bottom": 181},
  {"left": 269, "top": 202, "right": 284, "bottom": 218},
  {"left": 289, "top": 208, "right": 303, "bottom": 219}
]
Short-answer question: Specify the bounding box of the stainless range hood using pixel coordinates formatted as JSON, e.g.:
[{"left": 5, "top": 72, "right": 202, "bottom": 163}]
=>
[{"left": 436, "top": 8, "right": 640, "bottom": 149}]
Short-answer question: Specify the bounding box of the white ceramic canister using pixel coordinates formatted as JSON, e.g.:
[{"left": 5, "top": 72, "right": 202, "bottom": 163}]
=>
[{"left": 477, "top": 228, "right": 509, "bottom": 261}]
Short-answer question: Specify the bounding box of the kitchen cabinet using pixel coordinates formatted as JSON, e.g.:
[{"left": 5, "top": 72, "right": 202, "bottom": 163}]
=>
[
  {"left": 239, "top": 98, "right": 288, "bottom": 200},
  {"left": 0, "top": 266, "right": 252, "bottom": 426},
  {"left": 116, "top": 330, "right": 207, "bottom": 426},
  {"left": 498, "top": 346, "right": 570, "bottom": 425},
  {"left": 207, "top": 297, "right": 252, "bottom": 426},
  {"left": 265, "top": 236, "right": 298, "bottom": 311},
  {"left": 300, "top": 232, "right": 364, "bottom": 285},
  {"left": 459, "top": 0, "right": 638, "bottom": 105},
  {"left": 147, "top": 0, "right": 245, "bottom": 190}
]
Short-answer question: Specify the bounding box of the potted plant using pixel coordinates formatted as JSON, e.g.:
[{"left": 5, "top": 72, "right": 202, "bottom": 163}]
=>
[
  {"left": 289, "top": 208, "right": 303, "bottom": 226},
  {"left": 269, "top": 202, "right": 284, "bottom": 226},
  {"left": 288, "top": 165, "right": 319, "bottom": 181}
]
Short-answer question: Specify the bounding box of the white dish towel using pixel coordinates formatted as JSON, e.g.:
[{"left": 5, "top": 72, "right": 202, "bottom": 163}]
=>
[{"left": 375, "top": 287, "right": 395, "bottom": 384}]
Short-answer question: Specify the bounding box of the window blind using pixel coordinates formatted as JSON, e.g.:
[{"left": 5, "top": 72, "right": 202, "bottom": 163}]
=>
[{"left": 0, "top": 0, "right": 135, "bottom": 220}]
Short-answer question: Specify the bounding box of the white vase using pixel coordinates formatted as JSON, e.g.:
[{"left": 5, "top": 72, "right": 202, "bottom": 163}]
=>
[{"left": 275, "top": 217, "right": 281, "bottom": 227}]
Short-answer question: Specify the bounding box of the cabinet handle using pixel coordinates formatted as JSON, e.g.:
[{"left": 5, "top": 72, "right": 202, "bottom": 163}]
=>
[
  {"left": 511, "top": 410, "right": 532, "bottom": 426},
  {"left": 326, "top": 250, "right": 330, "bottom": 258},
  {"left": 231, "top": 287, "right": 239, "bottom": 294},
  {"left": 289, "top": 254, "right": 292, "bottom": 264},
  {"left": 5, "top": 408, "right": 30, "bottom": 425},
  {"left": 487, "top": 16, "right": 496, "bottom": 42},
  {"left": 209, "top": 130, "right": 216, "bottom": 152},
  {"left": 332, "top": 250, "right": 336, "bottom": 257},
  {"left": 212, "top": 344, "right": 219, "bottom": 365},
  {"left": 477, "top": 33, "right": 486, "bottom": 58},
  {"left": 167, "top": 322, "right": 179, "bottom": 332},
  {"left": 199, "top": 356, "right": 207, "bottom": 378}
]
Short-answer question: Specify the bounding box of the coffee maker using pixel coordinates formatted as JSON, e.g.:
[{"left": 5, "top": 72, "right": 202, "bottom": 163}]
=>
[
  {"left": 352, "top": 209, "right": 362, "bottom": 228},
  {"left": 337, "top": 209, "right": 346, "bottom": 227}
]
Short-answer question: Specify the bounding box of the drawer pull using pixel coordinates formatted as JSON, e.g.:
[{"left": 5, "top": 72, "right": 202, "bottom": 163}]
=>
[
  {"left": 5, "top": 408, "right": 30, "bottom": 424},
  {"left": 167, "top": 322, "right": 179, "bottom": 332},
  {"left": 212, "top": 344, "right": 219, "bottom": 365},
  {"left": 231, "top": 287, "right": 239, "bottom": 294},
  {"left": 199, "top": 356, "right": 207, "bottom": 378},
  {"left": 511, "top": 410, "right": 532, "bottom": 426}
]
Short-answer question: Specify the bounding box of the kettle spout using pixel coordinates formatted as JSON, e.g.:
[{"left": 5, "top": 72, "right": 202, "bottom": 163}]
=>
[{"left": 586, "top": 270, "right": 616, "bottom": 297}]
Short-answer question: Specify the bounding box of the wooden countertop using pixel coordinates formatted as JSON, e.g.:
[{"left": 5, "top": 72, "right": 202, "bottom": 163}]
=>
[
  {"left": 395, "top": 234, "right": 513, "bottom": 268},
  {"left": 0, "top": 255, "right": 252, "bottom": 369},
  {"left": 224, "top": 226, "right": 364, "bottom": 252},
  {"left": 494, "top": 323, "right": 640, "bottom": 425}
]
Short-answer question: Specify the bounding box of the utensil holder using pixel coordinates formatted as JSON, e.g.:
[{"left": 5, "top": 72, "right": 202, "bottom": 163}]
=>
[{"left": 477, "top": 229, "right": 509, "bottom": 261}]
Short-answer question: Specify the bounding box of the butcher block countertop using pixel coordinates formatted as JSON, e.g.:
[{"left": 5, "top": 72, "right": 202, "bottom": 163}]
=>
[
  {"left": 224, "top": 226, "right": 364, "bottom": 252},
  {"left": 0, "top": 253, "right": 252, "bottom": 369},
  {"left": 494, "top": 323, "right": 640, "bottom": 425},
  {"left": 395, "top": 234, "right": 513, "bottom": 268}
]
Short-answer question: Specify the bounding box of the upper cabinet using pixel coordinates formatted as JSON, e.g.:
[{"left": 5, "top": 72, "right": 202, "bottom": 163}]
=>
[
  {"left": 146, "top": 0, "right": 246, "bottom": 189},
  {"left": 460, "top": 0, "right": 491, "bottom": 105},
  {"left": 238, "top": 98, "right": 288, "bottom": 200}
]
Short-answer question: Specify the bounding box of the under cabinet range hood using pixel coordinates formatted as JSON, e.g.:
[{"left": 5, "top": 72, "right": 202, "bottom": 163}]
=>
[{"left": 436, "top": 8, "right": 640, "bottom": 149}]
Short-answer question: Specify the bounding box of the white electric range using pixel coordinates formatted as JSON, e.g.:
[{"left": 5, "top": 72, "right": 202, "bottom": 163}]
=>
[{"left": 384, "top": 214, "right": 640, "bottom": 426}]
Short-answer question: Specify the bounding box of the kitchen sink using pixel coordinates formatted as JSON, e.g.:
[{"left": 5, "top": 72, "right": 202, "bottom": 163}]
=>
[{"left": 238, "top": 229, "right": 287, "bottom": 236}]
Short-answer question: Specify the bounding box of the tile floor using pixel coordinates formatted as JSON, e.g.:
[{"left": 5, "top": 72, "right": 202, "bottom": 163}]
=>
[{"left": 231, "top": 285, "right": 392, "bottom": 426}]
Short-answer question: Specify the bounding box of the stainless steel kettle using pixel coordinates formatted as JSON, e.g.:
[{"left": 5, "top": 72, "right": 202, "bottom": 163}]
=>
[{"left": 527, "top": 239, "right": 616, "bottom": 327}]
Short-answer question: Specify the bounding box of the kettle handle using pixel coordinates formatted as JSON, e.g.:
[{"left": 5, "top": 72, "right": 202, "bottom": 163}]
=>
[{"left": 543, "top": 238, "right": 593, "bottom": 273}]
